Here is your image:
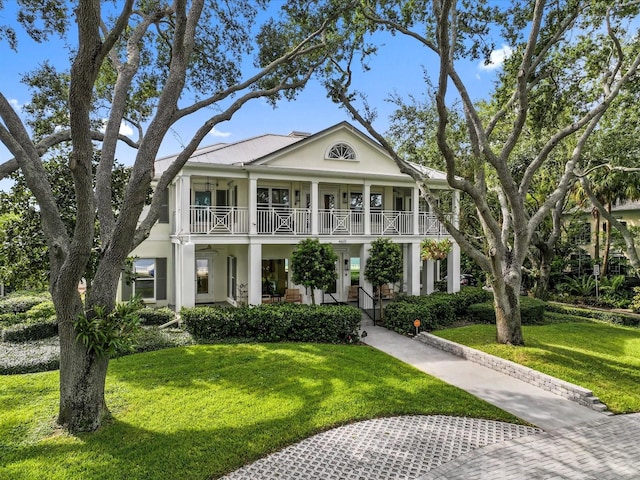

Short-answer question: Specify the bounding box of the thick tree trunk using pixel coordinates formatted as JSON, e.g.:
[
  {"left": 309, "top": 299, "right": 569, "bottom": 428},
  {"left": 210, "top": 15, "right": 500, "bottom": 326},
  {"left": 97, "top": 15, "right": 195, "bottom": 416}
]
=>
[
  {"left": 55, "top": 292, "right": 110, "bottom": 432},
  {"left": 490, "top": 262, "right": 524, "bottom": 346},
  {"left": 493, "top": 282, "right": 524, "bottom": 345},
  {"left": 534, "top": 260, "right": 552, "bottom": 300},
  {"left": 602, "top": 203, "right": 612, "bottom": 276}
]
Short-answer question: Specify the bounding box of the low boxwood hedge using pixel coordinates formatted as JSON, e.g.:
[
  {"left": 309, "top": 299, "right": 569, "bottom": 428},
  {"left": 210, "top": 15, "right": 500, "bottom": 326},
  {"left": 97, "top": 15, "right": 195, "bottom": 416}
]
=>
[
  {"left": 546, "top": 302, "right": 640, "bottom": 327},
  {"left": 466, "top": 296, "right": 547, "bottom": 325},
  {"left": 1, "top": 316, "right": 58, "bottom": 343},
  {"left": 384, "top": 287, "right": 493, "bottom": 335},
  {"left": 181, "top": 303, "right": 361, "bottom": 344},
  {"left": 0, "top": 291, "right": 51, "bottom": 314}
]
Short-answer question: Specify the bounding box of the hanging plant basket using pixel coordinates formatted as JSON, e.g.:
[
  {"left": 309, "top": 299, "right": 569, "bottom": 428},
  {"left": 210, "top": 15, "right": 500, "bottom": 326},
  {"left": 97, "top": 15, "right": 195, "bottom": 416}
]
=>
[{"left": 421, "top": 238, "right": 452, "bottom": 261}]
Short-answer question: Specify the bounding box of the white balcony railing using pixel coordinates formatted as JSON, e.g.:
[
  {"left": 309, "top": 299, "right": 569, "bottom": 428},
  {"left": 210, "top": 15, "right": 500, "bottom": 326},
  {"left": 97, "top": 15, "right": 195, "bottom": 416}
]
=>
[
  {"left": 257, "top": 208, "right": 311, "bottom": 235},
  {"left": 419, "top": 213, "right": 451, "bottom": 235},
  {"left": 188, "top": 207, "right": 450, "bottom": 237},
  {"left": 190, "top": 206, "right": 249, "bottom": 234},
  {"left": 371, "top": 211, "right": 414, "bottom": 235},
  {"left": 319, "top": 209, "right": 364, "bottom": 235}
]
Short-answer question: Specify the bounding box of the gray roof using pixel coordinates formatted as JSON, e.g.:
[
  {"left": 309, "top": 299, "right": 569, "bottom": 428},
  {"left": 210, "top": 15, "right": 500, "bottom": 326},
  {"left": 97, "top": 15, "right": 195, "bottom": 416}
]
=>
[
  {"left": 612, "top": 200, "right": 640, "bottom": 212},
  {"left": 155, "top": 133, "right": 307, "bottom": 174},
  {"left": 409, "top": 162, "right": 448, "bottom": 181},
  {"left": 154, "top": 122, "right": 448, "bottom": 181}
]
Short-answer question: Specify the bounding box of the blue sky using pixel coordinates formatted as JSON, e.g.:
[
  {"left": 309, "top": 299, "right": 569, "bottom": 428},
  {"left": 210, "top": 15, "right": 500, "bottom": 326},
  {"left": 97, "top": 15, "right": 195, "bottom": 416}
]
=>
[{"left": 0, "top": 4, "right": 510, "bottom": 190}]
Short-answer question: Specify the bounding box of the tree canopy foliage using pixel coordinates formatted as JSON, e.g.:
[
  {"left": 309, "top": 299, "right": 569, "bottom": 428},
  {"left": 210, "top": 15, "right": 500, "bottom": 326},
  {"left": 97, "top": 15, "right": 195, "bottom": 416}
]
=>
[
  {"left": 323, "top": 0, "right": 640, "bottom": 345},
  {"left": 0, "top": 0, "right": 342, "bottom": 433},
  {"left": 290, "top": 238, "right": 338, "bottom": 304}
]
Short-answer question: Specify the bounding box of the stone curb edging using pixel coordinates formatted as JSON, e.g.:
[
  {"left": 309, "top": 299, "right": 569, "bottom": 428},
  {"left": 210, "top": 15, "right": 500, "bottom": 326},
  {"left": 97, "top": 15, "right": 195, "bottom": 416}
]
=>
[{"left": 415, "top": 332, "right": 609, "bottom": 413}]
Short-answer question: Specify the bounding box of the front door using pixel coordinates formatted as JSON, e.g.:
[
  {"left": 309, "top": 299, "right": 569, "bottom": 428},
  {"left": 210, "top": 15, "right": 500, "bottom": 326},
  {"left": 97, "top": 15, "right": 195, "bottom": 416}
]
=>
[
  {"left": 329, "top": 250, "right": 348, "bottom": 303},
  {"left": 195, "top": 253, "right": 215, "bottom": 303}
]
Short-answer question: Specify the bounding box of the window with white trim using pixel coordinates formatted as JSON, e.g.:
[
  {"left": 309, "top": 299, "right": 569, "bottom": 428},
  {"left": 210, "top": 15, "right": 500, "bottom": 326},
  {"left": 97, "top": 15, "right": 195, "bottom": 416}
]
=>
[
  {"left": 133, "top": 258, "right": 156, "bottom": 300},
  {"left": 326, "top": 143, "right": 356, "bottom": 160}
]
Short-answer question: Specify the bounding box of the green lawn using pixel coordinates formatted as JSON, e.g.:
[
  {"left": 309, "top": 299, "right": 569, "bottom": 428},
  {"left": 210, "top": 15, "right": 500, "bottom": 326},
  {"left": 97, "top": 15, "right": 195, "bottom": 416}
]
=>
[
  {"left": 433, "top": 321, "right": 640, "bottom": 414},
  {"left": 0, "top": 343, "right": 518, "bottom": 480}
]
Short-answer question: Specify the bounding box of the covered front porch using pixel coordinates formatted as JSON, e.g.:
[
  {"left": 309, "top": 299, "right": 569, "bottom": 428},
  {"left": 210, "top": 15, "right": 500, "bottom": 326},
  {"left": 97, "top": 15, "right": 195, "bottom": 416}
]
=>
[{"left": 171, "top": 239, "right": 460, "bottom": 311}]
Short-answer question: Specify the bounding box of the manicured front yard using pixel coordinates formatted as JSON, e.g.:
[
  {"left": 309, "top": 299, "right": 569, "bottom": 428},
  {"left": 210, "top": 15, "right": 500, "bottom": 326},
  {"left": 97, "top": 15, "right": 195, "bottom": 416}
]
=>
[
  {"left": 0, "top": 343, "right": 518, "bottom": 480},
  {"left": 433, "top": 321, "right": 640, "bottom": 414}
]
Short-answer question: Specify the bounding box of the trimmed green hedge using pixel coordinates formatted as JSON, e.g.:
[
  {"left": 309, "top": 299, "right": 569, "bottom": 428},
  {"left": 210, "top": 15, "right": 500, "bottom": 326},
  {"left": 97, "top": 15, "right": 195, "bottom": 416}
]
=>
[
  {"left": 182, "top": 303, "right": 361, "bottom": 344},
  {"left": 466, "top": 297, "right": 547, "bottom": 325},
  {"left": 1, "top": 293, "right": 58, "bottom": 342},
  {"left": 385, "top": 287, "right": 493, "bottom": 335},
  {"left": 0, "top": 291, "right": 51, "bottom": 314},
  {"left": 546, "top": 302, "right": 640, "bottom": 327},
  {"left": 1, "top": 317, "right": 58, "bottom": 342}
]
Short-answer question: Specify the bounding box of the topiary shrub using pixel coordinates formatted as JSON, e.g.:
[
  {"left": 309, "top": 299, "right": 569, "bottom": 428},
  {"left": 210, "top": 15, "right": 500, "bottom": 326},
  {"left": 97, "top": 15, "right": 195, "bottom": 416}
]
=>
[{"left": 138, "top": 307, "right": 176, "bottom": 326}]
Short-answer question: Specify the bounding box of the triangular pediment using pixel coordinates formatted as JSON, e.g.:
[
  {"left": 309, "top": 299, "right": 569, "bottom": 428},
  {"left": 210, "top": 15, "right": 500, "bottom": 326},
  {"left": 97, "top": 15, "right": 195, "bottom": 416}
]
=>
[{"left": 249, "top": 122, "right": 406, "bottom": 177}]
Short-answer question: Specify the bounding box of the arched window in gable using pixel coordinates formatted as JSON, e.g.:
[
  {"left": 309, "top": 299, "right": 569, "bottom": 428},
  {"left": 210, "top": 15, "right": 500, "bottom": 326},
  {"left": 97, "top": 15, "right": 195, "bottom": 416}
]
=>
[{"left": 326, "top": 142, "right": 356, "bottom": 161}]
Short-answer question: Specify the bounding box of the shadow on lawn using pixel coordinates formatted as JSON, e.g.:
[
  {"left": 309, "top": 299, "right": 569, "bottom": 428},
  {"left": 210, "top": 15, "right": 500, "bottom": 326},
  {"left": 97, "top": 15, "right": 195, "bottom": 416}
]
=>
[
  {"left": 2, "top": 343, "right": 514, "bottom": 480},
  {"left": 521, "top": 326, "right": 640, "bottom": 412}
]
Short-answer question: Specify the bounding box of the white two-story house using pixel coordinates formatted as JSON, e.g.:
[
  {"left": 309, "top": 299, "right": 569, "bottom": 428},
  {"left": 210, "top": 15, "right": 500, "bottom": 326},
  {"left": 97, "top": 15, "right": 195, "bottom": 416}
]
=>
[{"left": 119, "top": 122, "right": 461, "bottom": 309}]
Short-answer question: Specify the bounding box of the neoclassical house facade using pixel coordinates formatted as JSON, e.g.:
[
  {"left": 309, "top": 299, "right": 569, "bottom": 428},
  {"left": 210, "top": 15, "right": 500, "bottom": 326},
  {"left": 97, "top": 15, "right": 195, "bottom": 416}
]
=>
[{"left": 119, "top": 122, "right": 460, "bottom": 309}]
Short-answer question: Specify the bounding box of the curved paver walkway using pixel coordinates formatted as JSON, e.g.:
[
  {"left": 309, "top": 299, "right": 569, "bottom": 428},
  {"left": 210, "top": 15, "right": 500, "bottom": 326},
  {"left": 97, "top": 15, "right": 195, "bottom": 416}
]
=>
[
  {"left": 221, "top": 414, "right": 640, "bottom": 480},
  {"left": 221, "top": 318, "right": 640, "bottom": 479},
  {"left": 421, "top": 413, "right": 640, "bottom": 479},
  {"left": 221, "top": 416, "right": 542, "bottom": 480}
]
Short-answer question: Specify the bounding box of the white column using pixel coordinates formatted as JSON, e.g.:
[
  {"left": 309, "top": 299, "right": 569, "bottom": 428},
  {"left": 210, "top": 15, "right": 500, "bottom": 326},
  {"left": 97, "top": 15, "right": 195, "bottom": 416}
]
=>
[
  {"left": 407, "top": 242, "right": 421, "bottom": 296},
  {"left": 364, "top": 182, "right": 371, "bottom": 235},
  {"left": 248, "top": 243, "right": 262, "bottom": 305},
  {"left": 360, "top": 243, "right": 373, "bottom": 297},
  {"left": 249, "top": 177, "right": 258, "bottom": 235},
  {"left": 423, "top": 259, "right": 435, "bottom": 294},
  {"left": 181, "top": 241, "right": 196, "bottom": 308},
  {"left": 447, "top": 242, "right": 461, "bottom": 293},
  {"left": 178, "top": 175, "right": 191, "bottom": 234},
  {"left": 412, "top": 186, "right": 420, "bottom": 235},
  {"left": 311, "top": 181, "right": 319, "bottom": 235}
]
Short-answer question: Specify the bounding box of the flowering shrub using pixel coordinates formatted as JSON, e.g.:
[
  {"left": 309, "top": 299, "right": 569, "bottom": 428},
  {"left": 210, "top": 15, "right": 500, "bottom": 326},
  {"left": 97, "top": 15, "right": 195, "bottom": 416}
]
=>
[{"left": 420, "top": 238, "right": 453, "bottom": 261}]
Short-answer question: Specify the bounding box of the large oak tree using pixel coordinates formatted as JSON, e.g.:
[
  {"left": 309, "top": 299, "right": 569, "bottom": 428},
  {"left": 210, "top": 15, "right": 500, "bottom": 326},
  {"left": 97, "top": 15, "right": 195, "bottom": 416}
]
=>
[
  {"left": 324, "top": 0, "right": 640, "bottom": 345},
  {"left": 0, "top": 0, "right": 339, "bottom": 432}
]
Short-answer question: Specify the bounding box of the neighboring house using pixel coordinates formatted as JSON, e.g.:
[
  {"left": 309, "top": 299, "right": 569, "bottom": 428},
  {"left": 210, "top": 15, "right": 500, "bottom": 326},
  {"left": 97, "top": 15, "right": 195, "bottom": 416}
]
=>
[
  {"left": 119, "top": 122, "right": 461, "bottom": 309},
  {"left": 568, "top": 200, "right": 640, "bottom": 275}
]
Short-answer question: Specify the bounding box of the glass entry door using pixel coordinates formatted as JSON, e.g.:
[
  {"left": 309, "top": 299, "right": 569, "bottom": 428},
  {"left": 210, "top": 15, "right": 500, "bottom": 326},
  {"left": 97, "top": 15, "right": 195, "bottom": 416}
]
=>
[{"left": 195, "top": 253, "right": 215, "bottom": 303}]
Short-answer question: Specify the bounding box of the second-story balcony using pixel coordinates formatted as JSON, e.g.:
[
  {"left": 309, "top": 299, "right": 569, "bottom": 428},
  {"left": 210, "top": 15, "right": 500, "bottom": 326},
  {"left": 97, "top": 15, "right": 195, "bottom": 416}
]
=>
[{"left": 188, "top": 206, "right": 451, "bottom": 237}]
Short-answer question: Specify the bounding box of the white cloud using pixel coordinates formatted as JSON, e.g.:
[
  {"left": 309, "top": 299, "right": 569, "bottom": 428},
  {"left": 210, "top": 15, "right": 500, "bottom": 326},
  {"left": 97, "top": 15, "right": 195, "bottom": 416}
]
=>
[
  {"left": 210, "top": 127, "right": 231, "bottom": 138},
  {"left": 9, "top": 98, "right": 23, "bottom": 110},
  {"left": 118, "top": 121, "right": 133, "bottom": 136},
  {"left": 100, "top": 119, "right": 134, "bottom": 136},
  {"left": 479, "top": 45, "right": 513, "bottom": 71}
]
